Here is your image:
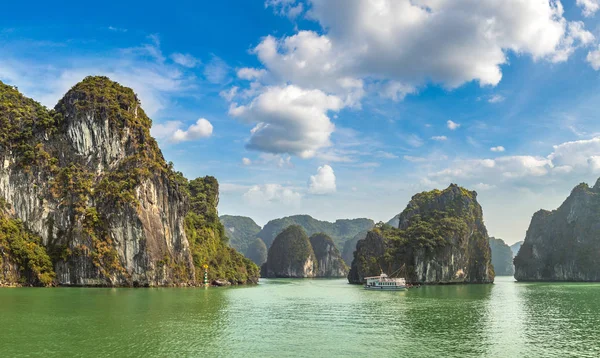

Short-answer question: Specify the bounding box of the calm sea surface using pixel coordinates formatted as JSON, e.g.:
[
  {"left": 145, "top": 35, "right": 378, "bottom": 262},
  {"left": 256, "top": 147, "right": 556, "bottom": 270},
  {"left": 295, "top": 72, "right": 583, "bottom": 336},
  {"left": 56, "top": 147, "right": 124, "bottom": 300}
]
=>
[{"left": 1, "top": 276, "right": 599, "bottom": 357}]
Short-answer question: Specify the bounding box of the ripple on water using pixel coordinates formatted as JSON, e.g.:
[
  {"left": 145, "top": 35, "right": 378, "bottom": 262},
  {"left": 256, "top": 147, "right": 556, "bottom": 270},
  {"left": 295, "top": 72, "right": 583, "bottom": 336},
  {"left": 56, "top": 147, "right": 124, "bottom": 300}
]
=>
[{"left": 1, "top": 277, "right": 600, "bottom": 357}]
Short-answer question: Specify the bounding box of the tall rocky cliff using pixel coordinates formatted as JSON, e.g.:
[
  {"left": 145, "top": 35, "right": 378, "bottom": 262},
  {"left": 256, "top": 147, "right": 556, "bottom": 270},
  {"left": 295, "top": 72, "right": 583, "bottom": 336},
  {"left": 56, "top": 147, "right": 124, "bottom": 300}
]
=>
[
  {"left": 348, "top": 184, "right": 494, "bottom": 285},
  {"left": 0, "top": 76, "right": 258, "bottom": 286},
  {"left": 309, "top": 233, "right": 348, "bottom": 277},
  {"left": 514, "top": 180, "right": 600, "bottom": 281}
]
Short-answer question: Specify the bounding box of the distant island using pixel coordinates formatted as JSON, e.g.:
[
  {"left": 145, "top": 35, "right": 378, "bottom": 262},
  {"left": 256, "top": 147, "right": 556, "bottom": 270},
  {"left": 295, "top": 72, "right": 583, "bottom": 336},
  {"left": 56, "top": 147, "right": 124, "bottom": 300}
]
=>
[
  {"left": 220, "top": 214, "right": 373, "bottom": 266},
  {"left": 261, "top": 226, "right": 348, "bottom": 278}
]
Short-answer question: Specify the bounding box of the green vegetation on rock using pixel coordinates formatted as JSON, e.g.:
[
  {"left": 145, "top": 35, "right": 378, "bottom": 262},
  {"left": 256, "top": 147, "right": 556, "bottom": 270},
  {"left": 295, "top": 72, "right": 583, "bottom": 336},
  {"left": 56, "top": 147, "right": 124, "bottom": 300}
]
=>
[
  {"left": 182, "top": 176, "right": 259, "bottom": 284},
  {"left": 0, "top": 212, "right": 55, "bottom": 286},
  {"left": 245, "top": 238, "right": 268, "bottom": 266},
  {"left": 0, "top": 77, "right": 258, "bottom": 287},
  {"left": 264, "top": 225, "right": 316, "bottom": 278},
  {"left": 220, "top": 215, "right": 262, "bottom": 254},
  {"left": 349, "top": 184, "right": 494, "bottom": 285},
  {"left": 258, "top": 215, "right": 374, "bottom": 250}
]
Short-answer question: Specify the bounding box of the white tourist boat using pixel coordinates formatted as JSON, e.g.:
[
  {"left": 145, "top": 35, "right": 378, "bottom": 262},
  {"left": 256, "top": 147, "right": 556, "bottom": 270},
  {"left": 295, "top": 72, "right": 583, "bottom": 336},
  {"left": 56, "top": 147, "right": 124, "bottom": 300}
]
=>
[{"left": 364, "top": 273, "right": 407, "bottom": 291}]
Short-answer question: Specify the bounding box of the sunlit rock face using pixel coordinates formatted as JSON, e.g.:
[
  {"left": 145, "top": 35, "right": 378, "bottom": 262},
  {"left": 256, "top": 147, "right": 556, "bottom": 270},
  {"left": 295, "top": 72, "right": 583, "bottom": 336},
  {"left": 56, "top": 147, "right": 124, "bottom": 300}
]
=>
[
  {"left": 309, "top": 233, "right": 348, "bottom": 278},
  {"left": 349, "top": 184, "right": 494, "bottom": 285},
  {"left": 515, "top": 180, "right": 600, "bottom": 282},
  {"left": 0, "top": 76, "right": 259, "bottom": 287}
]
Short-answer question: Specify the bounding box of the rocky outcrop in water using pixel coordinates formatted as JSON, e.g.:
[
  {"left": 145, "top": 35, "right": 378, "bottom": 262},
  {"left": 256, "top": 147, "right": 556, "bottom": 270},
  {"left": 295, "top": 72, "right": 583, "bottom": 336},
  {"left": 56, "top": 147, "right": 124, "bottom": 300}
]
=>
[
  {"left": 0, "top": 76, "right": 258, "bottom": 286},
  {"left": 309, "top": 233, "right": 348, "bottom": 277},
  {"left": 489, "top": 237, "right": 514, "bottom": 276},
  {"left": 263, "top": 225, "right": 316, "bottom": 278},
  {"left": 514, "top": 180, "right": 600, "bottom": 282},
  {"left": 348, "top": 184, "right": 494, "bottom": 285}
]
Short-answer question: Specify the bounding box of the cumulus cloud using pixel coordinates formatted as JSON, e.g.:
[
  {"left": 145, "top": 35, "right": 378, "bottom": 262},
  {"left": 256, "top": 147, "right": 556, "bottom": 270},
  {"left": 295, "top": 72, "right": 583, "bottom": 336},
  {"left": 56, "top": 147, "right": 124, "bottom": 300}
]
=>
[
  {"left": 172, "top": 118, "right": 213, "bottom": 142},
  {"left": 308, "top": 165, "right": 337, "bottom": 194},
  {"left": 490, "top": 146, "right": 506, "bottom": 152},
  {"left": 426, "top": 136, "right": 600, "bottom": 187},
  {"left": 229, "top": 85, "right": 343, "bottom": 158},
  {"left": 242, "top": 157, "right": 252, "bottom": 166},
  {"left": 253, "top": 0, "right": 591, "bottom": 98},
  {"left": 244, "top": 184, "right": 302, "bottom": 206},
  {"left": 577, "top": 0, "right": 600, "bottom": 17},
  {"left": 447, "top": 120, "right": 460, "bottom": 130},
  {"left": 171, "top": 53, "right": 200, "bottom": 68},
  {"left": 587, "top": 46, "right": 600, "bottom": 70},
  {"left": 431, "top": 136, "right": 448, "bottom": 141},
  {"left": 152, "top": 118, "right": 213, "bottom": 143}
]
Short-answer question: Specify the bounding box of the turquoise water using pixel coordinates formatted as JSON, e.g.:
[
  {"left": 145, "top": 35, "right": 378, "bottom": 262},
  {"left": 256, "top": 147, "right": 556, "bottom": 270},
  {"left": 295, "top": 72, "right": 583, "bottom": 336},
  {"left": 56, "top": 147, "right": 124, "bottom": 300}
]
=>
[{"left": 1, "top": 276, "right": 600, "bottom": 357}]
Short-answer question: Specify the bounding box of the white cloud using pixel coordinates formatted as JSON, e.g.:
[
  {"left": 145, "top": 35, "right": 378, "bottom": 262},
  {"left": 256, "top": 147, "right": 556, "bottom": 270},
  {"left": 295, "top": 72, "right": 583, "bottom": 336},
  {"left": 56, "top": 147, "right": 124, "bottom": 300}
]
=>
[
  {"left": 375, "top": 151, "right": 399, "bottom": 159},
  {"left": 380, "top": 81, "right": 416, "bottom": 101},
  {"left": 308, "top": 165, "right": 337, "bottom": 194},
  {"left": 0, "top": 36, "right": 193, "bottom": 117},
  {"left": 488, "top": 95, "right": 505, "bottom": 103},
  {"left": 490, "top": 146, "right": 506, "bottom": 152},
  {"left": 229, "top": 85, "right": 343, "bottom": 158},
  {"left": 242, "top": 157, "right": 252, "bottom": 166},
  {"left": 107, "top": 26, "right": 127, "bottom": 32},
  {"left": 204, "top": 55, "right": 230, "bottom": 84},
  {"left": 447, "top": 120, "right": 460, "bottom": 130},
  {"left": 252, "top": 31, "right": 365, "bottom": 107},
  {"left": 266, "top": 0, "right": 305, "bottom": 19},
  {"left": 577, "top": 0, "right": 600, "bottom": 17},
  {"left": 473, "top": 183, "right": 497, "bottom": 191},
  {"left": 244, "top": 184, "right": 302, "bottom": 206},
  {"left": 426, "top": 136, "right": 600, "bottom": 187},
  {"left": 431, "top": 136, "right": 448, "bottom": 141},
  {"left": 587, "top": 46, "right": 600, "bottom": 70},
  {"left": 153, "top": 118, "right": 213, "bottom": 143},
  {"left": 548, "top": 136, "right": 600, "bottom": 172},
  {"left": 219, "top": 86, "right": 239, "bottom": 101},
  {"left": 237, "top": 67, "right": 267, "bottom": 80},
  {"left": 171, "top": 53, "right": 200, "bottom": 68},
  {"left": 251, "top": 0, "right": 590, "bottom": 103}
]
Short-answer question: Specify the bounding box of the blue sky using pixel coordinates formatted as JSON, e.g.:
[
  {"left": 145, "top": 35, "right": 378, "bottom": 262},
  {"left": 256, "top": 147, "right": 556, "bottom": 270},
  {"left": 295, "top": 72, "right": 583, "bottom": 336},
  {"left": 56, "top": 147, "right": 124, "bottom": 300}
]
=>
[{"left": 3, "top": 0, "right": 600, "bottom": 244}]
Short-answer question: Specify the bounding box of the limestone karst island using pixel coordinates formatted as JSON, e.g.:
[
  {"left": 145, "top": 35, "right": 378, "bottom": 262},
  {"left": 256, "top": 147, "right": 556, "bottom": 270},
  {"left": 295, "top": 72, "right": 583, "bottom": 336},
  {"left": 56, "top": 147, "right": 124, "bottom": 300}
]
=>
[{"left": 3, "top": 0, "right": 600, "bottom": 357}]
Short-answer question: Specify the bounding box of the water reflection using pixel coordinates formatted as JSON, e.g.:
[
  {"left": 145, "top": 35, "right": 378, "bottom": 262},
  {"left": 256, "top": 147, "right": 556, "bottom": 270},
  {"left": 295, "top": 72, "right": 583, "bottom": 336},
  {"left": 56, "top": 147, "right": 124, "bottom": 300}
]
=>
[{"left": 517, "top": 282, "right": 600, "bottom": 357}]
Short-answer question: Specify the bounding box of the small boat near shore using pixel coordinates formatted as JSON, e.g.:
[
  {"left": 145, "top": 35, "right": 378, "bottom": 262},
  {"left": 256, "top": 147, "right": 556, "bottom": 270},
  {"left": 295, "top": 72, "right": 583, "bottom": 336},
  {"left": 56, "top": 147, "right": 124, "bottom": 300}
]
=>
[{"left": 364, "top": 273, "right": 407, "bottom": 291}]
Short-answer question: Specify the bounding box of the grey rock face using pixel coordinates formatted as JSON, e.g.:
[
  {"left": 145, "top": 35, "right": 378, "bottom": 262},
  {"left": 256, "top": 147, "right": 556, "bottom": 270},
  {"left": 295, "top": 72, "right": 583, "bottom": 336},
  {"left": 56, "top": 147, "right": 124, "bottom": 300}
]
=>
[
  {"left": 309, "top": 233, "right": 348, "bottom": 278},
  {"left": 0, "top": 77, "right": 194, "bottom": 286},
  {"left": 515, "top": 180, "right": 600, "bottom": 281}
]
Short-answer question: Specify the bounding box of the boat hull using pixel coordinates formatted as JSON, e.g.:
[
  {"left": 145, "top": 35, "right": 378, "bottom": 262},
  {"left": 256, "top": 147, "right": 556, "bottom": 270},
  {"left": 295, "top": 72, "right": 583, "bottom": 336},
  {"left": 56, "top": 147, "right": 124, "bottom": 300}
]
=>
[{"left": 363, "top": 285, "right": 406, "bottom": 291}]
